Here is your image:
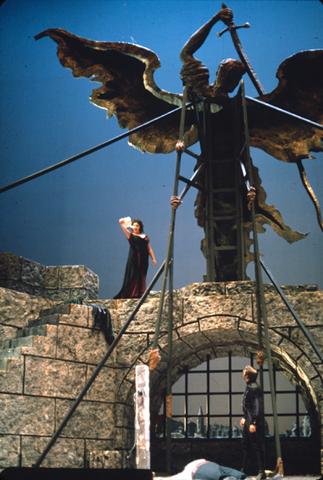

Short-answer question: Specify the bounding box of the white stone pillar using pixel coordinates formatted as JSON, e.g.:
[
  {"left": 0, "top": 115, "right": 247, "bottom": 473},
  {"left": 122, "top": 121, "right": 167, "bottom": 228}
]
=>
[{"left": 135, "top": 365, "right": 150, "bottom": 469}]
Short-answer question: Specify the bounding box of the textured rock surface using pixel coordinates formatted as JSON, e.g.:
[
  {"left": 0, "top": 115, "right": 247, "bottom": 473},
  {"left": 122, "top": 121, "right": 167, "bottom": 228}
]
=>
[
  {"left": 0, "top": 252, "right": 99, "bottom": 301},
  {"left": 0, "top": 265, "right": 322, "bottom": 472}
]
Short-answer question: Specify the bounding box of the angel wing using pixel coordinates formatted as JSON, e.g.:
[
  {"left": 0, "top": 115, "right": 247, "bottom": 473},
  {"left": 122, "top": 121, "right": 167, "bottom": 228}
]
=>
[
  {"left": 35, "top": 29, "right": 322, "bottom": 236},
  {"left": 248, "top": 49, "right": 323, "bottom": 164},
  {"left": 35, "top": 29, "right": 323, "bottom": 161},
  {"left": 35, "top": 28, "right": 192, "bottom": 154}
]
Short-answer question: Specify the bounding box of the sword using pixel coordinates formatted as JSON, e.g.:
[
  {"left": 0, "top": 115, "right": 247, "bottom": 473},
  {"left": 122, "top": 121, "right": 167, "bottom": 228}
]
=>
[{"left": 217, "top": 3, "right": 265, "bottom": 96}]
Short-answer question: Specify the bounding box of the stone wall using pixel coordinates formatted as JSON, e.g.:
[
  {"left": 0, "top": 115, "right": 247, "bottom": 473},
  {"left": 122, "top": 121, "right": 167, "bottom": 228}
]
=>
[
  {"left": 0, "top": 252, "right": 99, "bottom": 301},
  {"left": 0, "top": 254, "right": 322, "bottom": 474},
  {"left": 0, "top": 299, "right": 122, "bottom": 469}
]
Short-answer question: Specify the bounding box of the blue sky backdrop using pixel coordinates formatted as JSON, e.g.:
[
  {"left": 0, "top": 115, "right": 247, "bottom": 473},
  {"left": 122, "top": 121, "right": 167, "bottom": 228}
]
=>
[{"left": 1, "top": 0, "right": 322, "bottom": 298}]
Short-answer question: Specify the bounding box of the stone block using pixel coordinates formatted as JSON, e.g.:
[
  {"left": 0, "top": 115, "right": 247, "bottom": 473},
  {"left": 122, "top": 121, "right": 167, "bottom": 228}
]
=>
[
  {"left": 88, "top": 450, "right": 122, "bottom": 469},
  {"left": 28, "top": 314, "right": 60, "bottom": 328},
  {"left": 310, "top": 376, "right": 323, "bottom": 402},
  {"left": 56, "top": 399, "right": 115, "bottom": 438},
  {"left": 114, "top": 427, "right": 134, "bottom": 453},
  {"left": 307, "top": 327, "right": 323, "bottom": 354},
  {"left": 19, "top": 324, "right": 57, "bottom": 358},
  {"left": 21, "top": 436, "right": 85, "bottom": 468},
  {"left": 0, "top": 253, "right": 99, "bottom": 300},
  {"left": 198, "top": 327, "right": 242, "bottom": 347},
  {"left": 199, "top": 315, "right": 239, "bottom": 332},
  {"left": 56, "top": 304, "right": 89, "bottom": 327},
  {"left": 265, "top": 328, "right": 286, "bottom": 347},
  {"left": 282, "top": 284, "right": 318, "bottom": 293},
  {"left": 85, "top": 364, "right": 116, "bottom": 403},
  {"left": 88, "top": 449, "right": 123, "bottom": 469},
  {"left": 126, "top": 298, "right": 162, "bottom": 332},
  {"left": 111, "top": 297, "right": 140, "bottom": 330},
  {"left": 40, "top": 303, "right": 72, "bottom": 317},
  {"left": 85, "top": 438, "right": 115, "bottom": 462},
  {"left": 0, "top": 287, "right": 54, "bottom": 329},
  {"left": 0, "top": 394, "right": 55, "bottom": 435},
  {"left": 171, "top": 336, "right": 197, "bottom": 363},
  {"left": 114, "top": 368, "right": 134, "bottom": 404},
  {"left": 24, "top": 356, "right": 87, "bottom": 398},
  {"left": 58, "top": 265, "right": 99, "bottom": 290},
  {"left": 116, "top": 333, "right": 148, "bottom": 366},
  {"left": 183, "top": 294, "right": 253, "bottom": 325},
  {"left": 21, "top": 257, "right": 46, "bottom": 288},
  {"left": 115, "top": 401, "right": 135, "bottom": 431},
  {"left": 0, "top": 253, "right": 22, "bottom": 281},
  {"left": 179, "top": 282, "right": 226, "bottom": 297},
  {"left": 279, "top": 337, "right": 303, "bottom": 360},
  {"left": 238, "top": 319, "right": 258, "bottom": 336},
  {"left": 56, "top": 324, "right": 107, "bottom": 363},
  {"left": 44, "top": 290, "right": 72, "bottom": 302},
  {"left": 0, "top": 325, "right": 18, "bottom": 348},
  {"left": 225, "top": 281, "right": 260, "bottom": 295},
  {"left": 45, "top": 266, "right": 59, "bottom": 289},
  {"left": 0, "top": 357, "right": 23, "bottom": 394},
  {"left": 0, "top": 434, "right": 20, "bottom": 470},
  {"left": 1, "top": 279, "right": 32, "bottom": 294},
  {"left": 69, "top": 287, "right": 98, "bottom": 300},
  {"left": 293, "top": 291, "right": 323, "bottom": 324}
]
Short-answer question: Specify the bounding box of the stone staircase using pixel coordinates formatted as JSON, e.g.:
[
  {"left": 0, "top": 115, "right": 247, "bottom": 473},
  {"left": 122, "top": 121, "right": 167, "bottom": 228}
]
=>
[
  {"left": 0, "top": 345, "right": 23, "bottom": 373},
  {"left": 0, "top": 328, "right": 49, "bottom": 371},
  {"left": 0, "top": 303, "right": 75, "bottom": 373}
]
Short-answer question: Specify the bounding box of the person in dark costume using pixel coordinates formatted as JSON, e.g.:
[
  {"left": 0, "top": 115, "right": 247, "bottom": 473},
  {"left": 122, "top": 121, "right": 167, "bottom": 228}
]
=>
[
  {"left": 240, "top": 366, "right": 266, "bottom": 480},
  {"left": 114, "top": 217, "right": 156, "bottom": 299}
]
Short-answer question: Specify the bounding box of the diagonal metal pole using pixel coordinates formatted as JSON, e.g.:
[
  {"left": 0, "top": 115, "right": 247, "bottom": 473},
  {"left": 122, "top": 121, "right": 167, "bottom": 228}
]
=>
[
  {"left": 151, "top": 87, "right": 188, "bottom": 350},
  {"left": 166, "top": 234, "right": 174, "bottom": 475},
  {"left": 260, "top": 259, "right": 323, "bottom": 363},
  {"left": 0, "top": 106, "right": 186, "bottom": 194},
  {"left": 149, "top": 86, "right": 189, "bottom": 474},
  {"left": 241, "top": 80, "right": 283, "bottom": 472},
  {"left": 34, "top": 259, "right": 166, "bottom": 468},
  {"left": 245, "top": 96, "right": 323, "bottom": 131}
]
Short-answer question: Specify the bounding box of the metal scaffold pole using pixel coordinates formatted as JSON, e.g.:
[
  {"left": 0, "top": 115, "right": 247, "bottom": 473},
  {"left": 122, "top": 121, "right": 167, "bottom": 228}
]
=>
[
  {"left": 150, "top": 87, "right": 189, "bottom": 354},
  {"left": 241, "top": 80, "right": 284, "bottom": 475},
  {"left": 149, "top": 86, "right": 189, "bottom": 475}
]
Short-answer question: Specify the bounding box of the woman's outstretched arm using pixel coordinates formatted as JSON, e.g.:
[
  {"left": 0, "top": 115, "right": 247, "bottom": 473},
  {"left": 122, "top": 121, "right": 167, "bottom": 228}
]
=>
[{"left": 119, "top": 218, "right": 132, "bottom": 239}]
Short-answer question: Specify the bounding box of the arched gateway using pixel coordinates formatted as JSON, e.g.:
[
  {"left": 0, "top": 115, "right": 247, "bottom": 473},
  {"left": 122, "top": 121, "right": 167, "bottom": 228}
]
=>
[
  {"left": 114, "top": 282, "right": 322, "bottom": 474},
  {"left": 0, "top": 256, "right": 322, "bottom": 474}
]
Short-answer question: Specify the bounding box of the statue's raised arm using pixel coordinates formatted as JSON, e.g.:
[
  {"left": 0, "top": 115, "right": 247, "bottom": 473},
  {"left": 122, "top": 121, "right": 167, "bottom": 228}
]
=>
[{"left": 179, "top": 4, "right": 246, "bottom": 98}]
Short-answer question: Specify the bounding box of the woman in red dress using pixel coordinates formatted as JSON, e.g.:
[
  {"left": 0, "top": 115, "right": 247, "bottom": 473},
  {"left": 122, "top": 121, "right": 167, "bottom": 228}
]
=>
[{"left": 114, "top": 218, "right": 156, "bottom": 299}]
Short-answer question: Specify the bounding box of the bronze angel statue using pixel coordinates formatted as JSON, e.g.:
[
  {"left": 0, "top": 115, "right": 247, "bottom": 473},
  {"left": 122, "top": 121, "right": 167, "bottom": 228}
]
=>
[{"left": 35, "top": 3, "right": 323, "bottom": 281}]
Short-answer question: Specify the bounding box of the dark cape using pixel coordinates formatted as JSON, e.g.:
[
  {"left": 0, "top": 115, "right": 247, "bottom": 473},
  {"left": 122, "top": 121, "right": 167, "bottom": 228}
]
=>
[{"left": 114, "top": 233, "right": 149, "bottom": 299}]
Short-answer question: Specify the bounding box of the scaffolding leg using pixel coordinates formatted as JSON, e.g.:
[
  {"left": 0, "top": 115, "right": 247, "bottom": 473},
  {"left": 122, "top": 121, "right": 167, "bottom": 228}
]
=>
[
  {"left": 150, "top": 86, "right": 188, "bottom": 352},
  {"left": 241, "top": 80, "right": 284, "bottom": 475},
  {"left": 166, "top": 236, "right": 174, "bottom": 475}
]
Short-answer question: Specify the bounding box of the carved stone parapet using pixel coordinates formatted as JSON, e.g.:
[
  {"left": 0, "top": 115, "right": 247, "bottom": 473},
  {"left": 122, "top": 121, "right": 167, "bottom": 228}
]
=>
[{"left": 0, "top": 252, "right": 99, "bottom": 301}]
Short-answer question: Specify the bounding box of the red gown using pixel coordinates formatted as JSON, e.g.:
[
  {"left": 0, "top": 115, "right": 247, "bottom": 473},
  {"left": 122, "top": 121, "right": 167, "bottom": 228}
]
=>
[{"left": 114, "top": 233, "right": 150, "bottom": 299}]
